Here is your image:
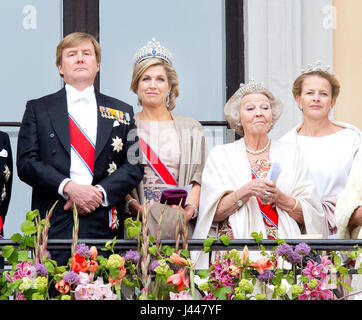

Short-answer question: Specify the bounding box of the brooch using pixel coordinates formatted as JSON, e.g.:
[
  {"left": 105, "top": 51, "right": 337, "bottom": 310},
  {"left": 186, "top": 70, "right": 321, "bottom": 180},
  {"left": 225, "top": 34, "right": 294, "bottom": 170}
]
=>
[
  {"left": 111, "top": 136, "right": 123, "bottom": 153},
  {"left": 107, "top": 161, "right": 117, "bottom": 175}
]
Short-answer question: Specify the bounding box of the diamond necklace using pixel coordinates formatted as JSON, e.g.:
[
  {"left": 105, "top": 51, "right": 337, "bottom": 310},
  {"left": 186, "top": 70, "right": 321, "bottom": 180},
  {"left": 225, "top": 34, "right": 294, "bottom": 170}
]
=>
[{"left": 245, "top": 139, "right": 271, "bottom": 155}]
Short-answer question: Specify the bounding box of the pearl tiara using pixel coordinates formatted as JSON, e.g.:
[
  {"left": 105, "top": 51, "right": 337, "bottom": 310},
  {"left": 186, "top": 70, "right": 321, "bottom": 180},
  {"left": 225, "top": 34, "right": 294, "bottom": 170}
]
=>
[
  {"left": 234, "top": 80, "right": 267, "bottom": 98},
  {"left": 132, "top": 37, "right": 174, "bottom": 67},
  {"left": 301, "top": 60, "right": 335, "bottom": 75}
]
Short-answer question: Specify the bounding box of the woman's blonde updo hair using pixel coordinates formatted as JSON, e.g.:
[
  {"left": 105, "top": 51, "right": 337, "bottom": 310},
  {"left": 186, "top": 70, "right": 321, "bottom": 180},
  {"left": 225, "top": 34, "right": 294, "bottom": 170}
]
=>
[
  {"left": 224, "top": 81, "right": 283, "bottom": 137},
  {"left": 130, "top": 57, "right": 179, "bottom": 110}
]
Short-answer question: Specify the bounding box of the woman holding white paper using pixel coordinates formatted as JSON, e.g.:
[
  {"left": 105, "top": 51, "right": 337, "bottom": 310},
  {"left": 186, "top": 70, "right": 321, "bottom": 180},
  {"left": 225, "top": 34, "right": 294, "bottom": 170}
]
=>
[
  {"left": 124, "top": 38, "right": 206, "bottom": 239},
  {"left": 193, "top": 81, "right": 326, "bottom": 265}
]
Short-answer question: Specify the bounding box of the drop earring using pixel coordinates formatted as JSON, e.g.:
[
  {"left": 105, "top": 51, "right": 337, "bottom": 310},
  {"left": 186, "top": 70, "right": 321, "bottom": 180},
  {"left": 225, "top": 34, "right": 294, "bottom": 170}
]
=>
[{"left": 166, "top": 91, "right": 170, "bottom": 108}]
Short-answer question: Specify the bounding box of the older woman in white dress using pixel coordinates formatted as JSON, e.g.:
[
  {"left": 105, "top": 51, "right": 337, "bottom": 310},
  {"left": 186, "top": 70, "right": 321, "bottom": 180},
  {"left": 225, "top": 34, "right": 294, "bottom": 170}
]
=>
[
  {"left": 192, "top": 81, "right": 326, "bottom": 268},
  {"left": 280, "top": 62, "right": 361, "bottom": 237}
]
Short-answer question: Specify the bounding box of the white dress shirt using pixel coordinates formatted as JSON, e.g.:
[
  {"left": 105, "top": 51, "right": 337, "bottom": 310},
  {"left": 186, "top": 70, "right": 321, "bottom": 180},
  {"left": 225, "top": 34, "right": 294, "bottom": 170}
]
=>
[{"left": 58, "top": 84, "right": 108, "bottom": 205}]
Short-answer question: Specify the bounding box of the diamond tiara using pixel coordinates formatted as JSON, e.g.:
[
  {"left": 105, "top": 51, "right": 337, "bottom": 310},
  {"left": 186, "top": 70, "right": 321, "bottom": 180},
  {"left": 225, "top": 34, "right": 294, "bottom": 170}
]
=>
[
  {"left": 132, "top": 37, "right": 174, "bottom": 67},
  {"left": 235, "top": 80, "right": 267, "bottom": 98},
  {"left": 301, "top": 60, "right": 335, "bottom": 75}
]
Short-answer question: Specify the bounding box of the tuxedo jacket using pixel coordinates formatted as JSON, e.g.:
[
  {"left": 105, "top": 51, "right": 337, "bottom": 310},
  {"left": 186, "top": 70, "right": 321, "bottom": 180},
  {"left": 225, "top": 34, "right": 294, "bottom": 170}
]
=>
[
  {"left": 0, "top": 131, "right": 13, "bottom": 236},
  {"left": 17, "top": 88, "right": 143, "bottom": 243}
]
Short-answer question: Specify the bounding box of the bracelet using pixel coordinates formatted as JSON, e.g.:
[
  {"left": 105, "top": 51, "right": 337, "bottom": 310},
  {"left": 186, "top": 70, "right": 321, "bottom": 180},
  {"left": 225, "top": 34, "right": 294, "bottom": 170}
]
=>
[
  {"left": 185, "top": 202, "right": 199, "bottom": 219},
  {"left": 289, "top": 198, "right": 299, "bottom": 214},
  {"left": 126, "top": 198, "right": 137, "bottom": 212}
]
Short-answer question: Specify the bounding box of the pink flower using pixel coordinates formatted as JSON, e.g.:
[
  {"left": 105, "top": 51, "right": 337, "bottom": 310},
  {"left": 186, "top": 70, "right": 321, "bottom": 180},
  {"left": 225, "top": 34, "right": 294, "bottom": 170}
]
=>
[
  {"left": 169, "top": 290, "right": 193, "bottom": 300},
  {"left": 13, "top": 261, "right": 33, "bottom": 280},
  {"left": 227, "top": 264, "right": 241, "bottom": 277},
  {"left": 302, "top": 260, "right": 324, "bottom": 280},
  {"left": 167, "top": 269, "right": 189, "bottom": 292},
  {"left": 55, "top": 279, "right": 70, "bottom": 294},
  {"left": 78, "top": 272, "right": 93, "bottom": 285}
]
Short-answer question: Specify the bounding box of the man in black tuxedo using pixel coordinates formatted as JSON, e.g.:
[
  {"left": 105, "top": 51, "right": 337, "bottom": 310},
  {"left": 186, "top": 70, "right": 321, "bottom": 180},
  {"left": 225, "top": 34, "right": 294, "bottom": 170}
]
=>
[{"left": 17, "top": 32, "right": 143, "bottom": 266}]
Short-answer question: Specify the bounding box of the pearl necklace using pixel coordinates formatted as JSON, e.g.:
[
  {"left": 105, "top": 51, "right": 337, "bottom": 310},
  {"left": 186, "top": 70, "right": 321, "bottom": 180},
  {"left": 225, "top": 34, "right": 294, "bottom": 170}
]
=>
[{"left": 245, "top": 139, "right": 271, "bottom": 155}]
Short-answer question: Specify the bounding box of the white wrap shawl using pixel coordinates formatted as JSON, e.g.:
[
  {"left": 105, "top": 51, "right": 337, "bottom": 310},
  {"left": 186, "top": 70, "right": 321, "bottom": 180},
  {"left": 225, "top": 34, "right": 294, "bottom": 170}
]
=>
[{"left": 192, "top": 139, "right": 326, "bottom": 268}]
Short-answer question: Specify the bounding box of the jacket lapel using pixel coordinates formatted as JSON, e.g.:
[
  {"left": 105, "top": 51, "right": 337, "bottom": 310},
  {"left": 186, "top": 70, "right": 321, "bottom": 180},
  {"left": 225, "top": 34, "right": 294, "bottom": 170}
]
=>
[
  {"left": 94, "top": 91, "right": 113, "bottom": 161},
  {"left": 47, "top": 88, "right": 71, "bottom": 155}
]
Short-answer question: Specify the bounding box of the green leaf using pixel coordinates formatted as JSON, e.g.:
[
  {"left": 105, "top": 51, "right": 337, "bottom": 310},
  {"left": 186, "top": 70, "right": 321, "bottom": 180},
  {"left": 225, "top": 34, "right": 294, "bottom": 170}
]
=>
[
  {"left": 219, "top": 235, "right": 230, "bottom": 246},
  {"left": 148, "top": 245, "right": 157, "bottom": 255},
  {"left": 214, "top": 286, "right": 232, "bottom": 300},
  {"left": 109, "top": 267, "right": 120, "bottom": 280},
  {"left": 180, "top": 249, "right": 190, "bottom": 258},
  {"left": 127, "top": 226, "right": 141, "bottom": 239},
  {"left": 10, "top": 233, "right": 22, "bottom": 243},
  {"left": 26, "top": 209, "right": 39, "bottom": 222},
  {"left": 21, "top": 220, "right": 37, "bottom": 235},
  {"left": 197, "top": 269, "right": 210, "bottom": 279},
  {"left": 251, "top": 231, "right": 263, "bottom": 244},
  {"left": 203, "top": 237, "right": 217, "bottom": 253},
  {"left": 161, "top": 245, "right": 174, "bottom": 256},
  {"left": 333, "top": 255, "right": 342, "bottom": 268},
  {"left": 1, "top": 245, "right": 14, "bottom": 259},
  {"left": 18, "top": 251, "right": 30, "bottom": 261}
]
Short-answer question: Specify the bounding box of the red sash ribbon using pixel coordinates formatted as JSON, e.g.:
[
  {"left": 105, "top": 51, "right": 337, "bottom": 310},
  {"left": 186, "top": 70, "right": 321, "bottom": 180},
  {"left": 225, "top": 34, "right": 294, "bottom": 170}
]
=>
[
  {"left": 69, "top": 114, "right": 118, "bottom": 229},
  {"left": 251, "top": 169, "right": 278, "bottom": 239},
  {"left": 139, "top": 136, "right": 177, "bottom": 186},
  {"left": 69, "top": 114, "right": 95, "bottom": 176}
]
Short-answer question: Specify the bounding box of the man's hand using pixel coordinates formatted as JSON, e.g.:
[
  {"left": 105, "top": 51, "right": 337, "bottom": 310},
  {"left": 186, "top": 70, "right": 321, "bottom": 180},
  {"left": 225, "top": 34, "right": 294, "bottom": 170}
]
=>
[{"left": 63, "top": 181, "right": 103, "bottom": 215}]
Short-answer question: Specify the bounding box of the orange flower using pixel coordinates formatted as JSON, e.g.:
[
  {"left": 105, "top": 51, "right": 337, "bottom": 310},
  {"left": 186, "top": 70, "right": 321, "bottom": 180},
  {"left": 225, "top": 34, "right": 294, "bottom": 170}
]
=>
[
  {"left": 90, "top": 246, "right": 98, "bottom": 261},
  {"left": 87, "top": 260, "right": 98, "bottom": 273},
  {"left": 167, "top": 269, "right": 189, "bottom": 292},
  {"left": 55, "top": 279, "right": 70, "bottom": 294},
  {"left": 170, "top": 253, "right": 188, "bottom": 266},
  {"left": 250, "top": 257, "right": 273, "bottom": 274},
  {"left": 71, "top": 253, "right": 88, "bottom": 273}
]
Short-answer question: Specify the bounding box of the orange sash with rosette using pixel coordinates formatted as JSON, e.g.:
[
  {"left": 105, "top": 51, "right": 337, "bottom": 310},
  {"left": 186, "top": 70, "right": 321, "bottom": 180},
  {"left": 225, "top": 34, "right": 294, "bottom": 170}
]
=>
[{"left": 251, "top": 169, "right": 278, "bottom": 239}]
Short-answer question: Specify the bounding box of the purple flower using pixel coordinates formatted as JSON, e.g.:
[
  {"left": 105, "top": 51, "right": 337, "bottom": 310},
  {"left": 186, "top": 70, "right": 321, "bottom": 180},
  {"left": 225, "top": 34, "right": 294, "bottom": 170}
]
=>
[
  {"left": 276, "top": 243, "right": 293, "bottom": 259},
  {"left": 34, "top": 263, "right": 48, "bottom": 276},
  {"left": 257, "top": 270, "right": 274, "bottom": 284},
  {"left": 124, "top": 250, "right": 139, "bottom": 263},
  {"left": 76, "top": 243, "right": 91, "bottom": 258},
  {"left": 151, "top": 260, "right": 159, "bottom": 271},
  {"left": 287, "top": 251, "right": 302, "bottom": 264},
  {"left": 295, "top": 243, "right": 311, "bottom": 256},
  {"left": 64, "top": 271, "right": 80, "bottom": 285}
]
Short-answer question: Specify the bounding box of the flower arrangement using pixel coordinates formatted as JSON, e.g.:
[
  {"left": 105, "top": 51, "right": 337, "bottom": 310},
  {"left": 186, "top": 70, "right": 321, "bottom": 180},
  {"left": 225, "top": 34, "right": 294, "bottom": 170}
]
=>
[
  {"left": 0, "top": 204, "right": 361, "bottom": 300},
  {"left": 196, "top": 233, "right": 362, "bottom": 300}
]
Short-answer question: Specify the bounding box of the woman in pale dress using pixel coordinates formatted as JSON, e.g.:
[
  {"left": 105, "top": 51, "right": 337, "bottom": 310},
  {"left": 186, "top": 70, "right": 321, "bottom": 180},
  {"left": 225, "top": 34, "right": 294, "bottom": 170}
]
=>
[
  {"left": 334, "top": 148, "right": 362, "bottom": 299},
  {"left": 192, "top": 80, "right": 325, "bottom": 268},
  {"left": 125, "top": 38, "right": 206, "bottom": 239},
  {"left": 280, "top": 62, "right": 361, "bottom": 238}
]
